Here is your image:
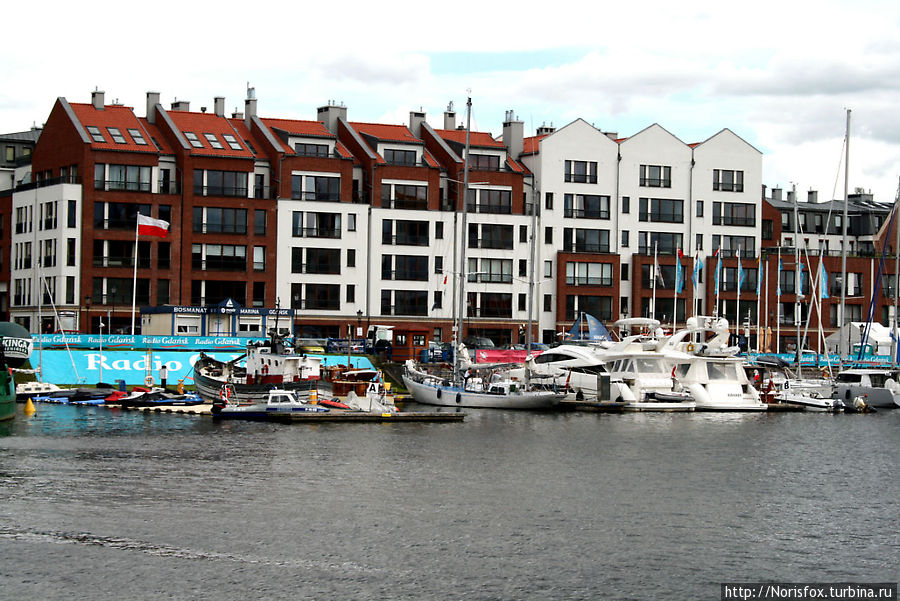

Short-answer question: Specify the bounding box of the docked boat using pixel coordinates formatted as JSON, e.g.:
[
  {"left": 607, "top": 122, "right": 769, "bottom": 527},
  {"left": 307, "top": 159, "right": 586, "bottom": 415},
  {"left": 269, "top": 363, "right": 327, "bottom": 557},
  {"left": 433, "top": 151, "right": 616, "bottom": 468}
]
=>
[
  {"left": 117, "top": 389, "right": 204, "bottom": 408},
  {"left": 212, "top": 388, "right": 330, "bottom": 419},
  {"left": 676, "top": 355, "right": 766, "bottom": 411},
  {"left": 776, "top": 390, "right": 844, "bottom": 412},
  {"left": 193, "top": 331, "right": 321, "bottom": 404},
  {"left": 402, "top": 360, "right": 564, "bottom": 410},
  {"left": 515, "top": 344, "right": 611, "bottom": 400},
  {"left": 831, "top": 368, "right": 900, "bottom": 409}
]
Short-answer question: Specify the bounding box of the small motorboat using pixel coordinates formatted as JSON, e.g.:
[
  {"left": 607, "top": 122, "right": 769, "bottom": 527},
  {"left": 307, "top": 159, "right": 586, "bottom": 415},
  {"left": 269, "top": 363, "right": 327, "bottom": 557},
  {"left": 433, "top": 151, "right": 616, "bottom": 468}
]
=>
[{"left": 212, "top": 388, "right": 329, "bottom": 419}]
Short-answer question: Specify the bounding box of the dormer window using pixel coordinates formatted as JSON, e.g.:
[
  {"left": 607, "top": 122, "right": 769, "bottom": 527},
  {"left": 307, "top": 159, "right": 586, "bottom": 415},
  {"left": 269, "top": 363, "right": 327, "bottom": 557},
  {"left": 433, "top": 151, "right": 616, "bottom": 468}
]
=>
[
  {"left": 107, "top": 127, "right": 127, "bottom": 144},
  {"left": 184, "top": 132, "right": 204, "bottom": 148},
  {"left": 86, "top": 126, "right": 106, "bottom": 143},
  {"left": 204, "top": 133, "right": 224, "bottom": 149},
  {"left": 128, "top": 128, "right": 147, "bottom": 145},
  {"left": 222, "top": 134, "right": 242, "bottom": 150},
  {"left": 384, "top": 149, "right": 417, "bottom": 166},
  {"left": 295, "top": 143, "right": 328, "bottom": 157},
  {"left": 469, "top": 154, "right": 500, "bottom": 171}
]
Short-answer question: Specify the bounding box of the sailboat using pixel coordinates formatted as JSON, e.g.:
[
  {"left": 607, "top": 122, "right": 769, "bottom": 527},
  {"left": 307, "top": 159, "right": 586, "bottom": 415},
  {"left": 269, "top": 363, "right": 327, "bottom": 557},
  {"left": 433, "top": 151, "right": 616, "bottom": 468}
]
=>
[{"left": 402, "top": 97, "right": 564, "bottom": 409}]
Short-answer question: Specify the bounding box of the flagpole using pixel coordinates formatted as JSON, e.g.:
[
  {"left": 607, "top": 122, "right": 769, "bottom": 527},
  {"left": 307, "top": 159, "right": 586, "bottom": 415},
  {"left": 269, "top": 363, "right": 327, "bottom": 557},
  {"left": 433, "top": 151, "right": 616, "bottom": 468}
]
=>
[
  {"left": 672, "top": 250, "right": 678, "bottom": 333},
  {"left": 131, "top": 216, "right": 139, "bottom": 335},
  {"left": 764, "top": 254, "right": 769, "bottom": 353},
  {"left": 776, "top": 247, "right": 781, "bottom": 354},
  {"left": 652, "top": 241, "right": 657, "bottom": 322},
  {"left": 736, "top": 247, "right": 741, "bottom": 338},
  {"left": 755, "top": 255, "right": 762, "bottom": 353}
]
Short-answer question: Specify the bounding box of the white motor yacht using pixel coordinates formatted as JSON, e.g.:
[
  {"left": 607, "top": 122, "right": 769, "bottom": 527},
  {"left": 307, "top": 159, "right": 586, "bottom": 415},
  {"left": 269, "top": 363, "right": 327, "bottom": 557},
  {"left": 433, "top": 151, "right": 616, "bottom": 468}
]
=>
[
  {"left": 675, "top": 356, "right": 766, "bottom": 411},
  {"left": 831, "top": 368, "right": 900, "bottom": 409}
]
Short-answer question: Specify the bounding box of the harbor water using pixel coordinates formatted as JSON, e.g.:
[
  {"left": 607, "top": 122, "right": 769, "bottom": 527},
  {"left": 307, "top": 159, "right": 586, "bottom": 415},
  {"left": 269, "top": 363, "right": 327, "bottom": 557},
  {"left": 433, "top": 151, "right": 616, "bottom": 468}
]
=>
[{"left": 1, "top": 404, "right": 897, "bottom": 600}]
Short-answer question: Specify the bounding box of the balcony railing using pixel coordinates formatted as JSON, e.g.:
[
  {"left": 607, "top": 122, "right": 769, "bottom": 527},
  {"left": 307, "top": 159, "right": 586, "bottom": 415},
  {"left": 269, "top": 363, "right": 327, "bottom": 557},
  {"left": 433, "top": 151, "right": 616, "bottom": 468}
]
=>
[
  {"left": 295, "top": 227, "right": 341, "bottom": 239},
  {"left": 194, "top": 185, "right": 248, "bottom": 198},
  {"left": 466, "top": 203, "right": 512, "bottom": 215},
  {"left": 563, "top": 208, "right": 610, "bottom": 219},
  {"left": 95, "top": 180, "right": 152, "bottom": 192},
  {"left": 383, "top": 235, "right": 429, "bottom": 246},
  {"left": 291, "top": 191, "right": 340, "bottom": 201}
]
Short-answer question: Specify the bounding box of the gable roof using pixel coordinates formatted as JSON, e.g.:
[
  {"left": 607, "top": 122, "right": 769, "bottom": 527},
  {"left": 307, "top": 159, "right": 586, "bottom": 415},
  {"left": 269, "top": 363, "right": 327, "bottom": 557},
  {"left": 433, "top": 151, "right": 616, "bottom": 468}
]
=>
[
  {"left": 165, "top": 111, "right": 256, "bottom": 158},
  {"left": 350, "top": 122, "right": 421, "bottom": 144},
  {"left": 69, "top": 102, "right": 158, "bottom": 154},
  {"left": 434, "top": 128, "right": 505, "bottom": 149}
]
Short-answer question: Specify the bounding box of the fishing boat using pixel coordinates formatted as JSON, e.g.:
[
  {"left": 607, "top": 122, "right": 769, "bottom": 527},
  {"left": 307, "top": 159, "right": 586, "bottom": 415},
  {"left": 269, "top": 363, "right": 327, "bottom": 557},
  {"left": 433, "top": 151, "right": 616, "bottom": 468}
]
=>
[
  {"left": 193, "top": 330, "right": 320, "bottom": 404},
  {"left": 212, "top": 388, "right": 330, "bottom": 419}
]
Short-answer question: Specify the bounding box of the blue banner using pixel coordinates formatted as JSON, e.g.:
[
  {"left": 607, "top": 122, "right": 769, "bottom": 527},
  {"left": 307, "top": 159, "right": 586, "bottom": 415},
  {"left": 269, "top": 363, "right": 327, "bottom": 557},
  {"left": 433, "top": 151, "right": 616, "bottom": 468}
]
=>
[
  {"left": 28, "top": 350, "right": 375, "bottom": 386},
  {"left": 33, "top": 334, "right": 268, "bottom": 351}
]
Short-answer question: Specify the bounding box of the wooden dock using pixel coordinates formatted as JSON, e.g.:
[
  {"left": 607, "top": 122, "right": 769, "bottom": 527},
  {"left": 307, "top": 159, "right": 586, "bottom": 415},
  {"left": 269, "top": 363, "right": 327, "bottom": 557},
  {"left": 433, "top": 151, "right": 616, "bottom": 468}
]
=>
[
  {"left": 559, "top": 400, "right": 626, "bottom": 412},
  {"left": 108, "top": 403, "right": 465, "bottom": 422}
]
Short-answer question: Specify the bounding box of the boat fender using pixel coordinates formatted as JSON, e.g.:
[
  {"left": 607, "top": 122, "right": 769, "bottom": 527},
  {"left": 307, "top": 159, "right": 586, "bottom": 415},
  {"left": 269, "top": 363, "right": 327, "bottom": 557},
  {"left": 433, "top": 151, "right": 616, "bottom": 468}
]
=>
[
  {"left": 220, "top": 385, "right": 232, "bottom": 402},
  {"left": 145, "top": 376, "right": 154, "bottom": 387},
  {"left": 456, "top": 392, "right": 461, "bottom": 404},
  {"left": 436, "top": 388, "right": 442, "bottom": 399}
]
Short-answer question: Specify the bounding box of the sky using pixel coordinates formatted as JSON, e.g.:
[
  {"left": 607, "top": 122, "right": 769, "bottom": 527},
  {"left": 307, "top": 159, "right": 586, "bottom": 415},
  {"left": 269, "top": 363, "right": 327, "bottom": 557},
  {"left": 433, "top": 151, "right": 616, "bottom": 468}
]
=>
[{"left": 4, "top": 0, "right": 900, "bottom": 204}]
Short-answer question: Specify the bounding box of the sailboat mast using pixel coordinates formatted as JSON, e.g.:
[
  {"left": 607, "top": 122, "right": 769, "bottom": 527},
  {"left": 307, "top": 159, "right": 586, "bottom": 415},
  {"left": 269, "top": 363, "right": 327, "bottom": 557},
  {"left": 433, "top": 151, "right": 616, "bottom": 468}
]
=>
[
  {"left": 839, "top": 109, "right": 851, "bottom": 363},
  {"left": 892, "top": 178, "right": 900, "bottom": 368},
  {"left": 454, "top": 96, "right": 472, "bottom": 383},
  {"left": 793, "top": 182, "right": 801, "bottom": 368}
]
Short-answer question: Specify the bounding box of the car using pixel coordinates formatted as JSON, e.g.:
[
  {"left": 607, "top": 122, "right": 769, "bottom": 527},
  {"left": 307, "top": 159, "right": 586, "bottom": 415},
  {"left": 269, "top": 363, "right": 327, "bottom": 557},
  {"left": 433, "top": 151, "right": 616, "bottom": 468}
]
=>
[{"left": 463, "top": 336, "right": 495, "bottom": 349}]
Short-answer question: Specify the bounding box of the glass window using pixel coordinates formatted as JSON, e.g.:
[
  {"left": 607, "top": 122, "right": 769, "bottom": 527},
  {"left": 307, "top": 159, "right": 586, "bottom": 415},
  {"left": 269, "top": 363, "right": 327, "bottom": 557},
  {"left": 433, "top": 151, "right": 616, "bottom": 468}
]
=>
[
  {"left": 204, "top": 133, "right": 224, "bottom": 149},
  {"left": 184, "top": 132, "right": 204, "bottom": 148},
  {"left": 107, "top": 127, "right": 126, "bottom": 144}
]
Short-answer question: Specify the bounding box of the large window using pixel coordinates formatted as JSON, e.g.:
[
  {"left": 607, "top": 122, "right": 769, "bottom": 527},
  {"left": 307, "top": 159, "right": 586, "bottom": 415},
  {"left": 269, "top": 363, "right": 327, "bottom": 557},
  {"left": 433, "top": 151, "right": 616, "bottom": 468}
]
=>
[
  {"left": 94, "top": 164, "right": 152, "bottom": 192},
  {"left": 194, "top": 170, "right": 249, "bottom": 197},
  {"left": 713, "top": 202, "right": 756, "bottom": 227},
  {"left": 294, "top": 142, "right": 328, "bottom": 157},
  {"left": 303, "top": 248, "right": 341, "bottom": 274},
  {"left": 638, "top": 231, "right": 683, "bottom": 255},
  {"left": 466, "top": 188, "right": 512, "bottom": 214},
  {"left": 469, "top": 154, "right": 500, "bottom": 171},
  {"left": 713, "top": 169, "right": 744, "bottom": 192},
  {"left": 564, "top": 160, "right": 598, "bottom": 183},
  {"left": 95, "top": 202, "right": 152, "bottom": 230},
  {"left": 384, "top": 149, "right": 417, "bottom": 166},
  {"left": 563, "top": 228, "right": 611, "bottom": 253},
  {"left": 639, "top": 197, "right": 683, "bottom": 223},
  {"left": 382, "top": 183, "right": 427, "bottom": 210},
  {"left": 639, "top": 164, "right": 671, "bottom": 188},
  {"left": 382, "top": 255, "right": 429, "bottom": 281},
  {"left": 382, "top": 290, "right": 428, "bottom": 316},
  {"left": 564, "top": 194, "right": 610, "bottom": 219},
  {"left": 712, "top": 235, "right": 755, "bottom": 258},
  {"left": 192, "top": 244, "right": 247, "bottom": 271},
  {"left": 383, "top": 219, "right": 428, "bottom": 246},
  {"left": 291, "top": 174, "right": 340, "bottom": 201},
  {"left": 304, "top": 284, "right": 340, "bottom": 310},
  {"left": 292, "top": 211, "right": 341, "bottom": 238},
  {"left": 468, "top": 223, "right": 514, "bottom": 250},
  {"left": 193, "top": 207, "right": 248, "bottom": 234},
  {"left": 566, "top": 262, "right": 613, "bottom": 286},
  {"left": 469, "top": 258, "right": 512, "bottom": 283},
  {"left": 564, "top": 295, "right": 613, "bottom": 321}
]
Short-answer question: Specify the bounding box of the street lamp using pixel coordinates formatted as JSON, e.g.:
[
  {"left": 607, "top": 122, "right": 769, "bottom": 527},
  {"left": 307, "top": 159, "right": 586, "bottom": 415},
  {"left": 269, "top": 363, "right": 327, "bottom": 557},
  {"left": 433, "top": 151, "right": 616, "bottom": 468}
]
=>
[
  {"left": 356, "top": 309, "right": 363, "bottom": 338},
  {"left": 84, "top": 295, "right": 92, "bottom": 333}
]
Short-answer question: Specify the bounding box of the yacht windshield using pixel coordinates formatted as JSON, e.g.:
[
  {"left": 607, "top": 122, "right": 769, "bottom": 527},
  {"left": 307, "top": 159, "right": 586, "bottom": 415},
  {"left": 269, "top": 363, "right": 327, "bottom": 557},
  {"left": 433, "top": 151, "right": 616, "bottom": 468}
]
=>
[
  {"left": 632, "top": 357, "right": 662, "bottom": 373},
  {"left": 707, "top": 362, "right": 736, "bottom": 380}
]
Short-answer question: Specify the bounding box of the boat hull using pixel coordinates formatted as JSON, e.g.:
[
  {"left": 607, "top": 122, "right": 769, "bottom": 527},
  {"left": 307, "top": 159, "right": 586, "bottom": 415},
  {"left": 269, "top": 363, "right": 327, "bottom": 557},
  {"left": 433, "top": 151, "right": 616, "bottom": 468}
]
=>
[
  {"left": 193, "top": 354, "right": 316, "bottom": 404},
  {"left": 623, "top": 401, "right": 695, "bottom": 412},
  {"left": 402, "top": 373, "right": 562, "bottom": 410},
  {"left": 0, "top": 368, "right": 16, "bottom": 421}
]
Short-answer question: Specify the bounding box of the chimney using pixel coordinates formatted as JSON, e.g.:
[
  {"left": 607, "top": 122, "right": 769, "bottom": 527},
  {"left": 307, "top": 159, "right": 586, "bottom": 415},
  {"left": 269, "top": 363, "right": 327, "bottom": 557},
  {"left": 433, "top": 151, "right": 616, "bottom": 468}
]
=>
[
  {"left": 92, "top": 89, "right": 105, "bottom": 110},
  {"left": 409, "top": 109, "right": 426, "bottom": 138},
  {"left": 787, "top": 189, "right": 795, "bottom": 203},
  {"left": 536, "top": 123, "right": 555, "bottom": 136},
  {"left": 772, "top": 187, "right": 783, "bottom": 201},
  {"left": 171, "top": 99, "right": 190, "bottom": 111},
  {"left": 502, "top": 110, "right": 524, "bottom": 160},
  {"left": 146, "top": 91, "right": 160, "bottom": 124},
  {"left": 807, "top": 190, "right": 818, "bottom": 204},
  {"left": 317, "top": 101, "right": 347, "bottom": 134},
  {"left": 214, "top": 96, "right": 225, "bottom": 117},
  {"left": 244, "top": 87, "right": 257, "bottom": 129},
  {"left": 443, "top": 102, "right": 456, "bottom": 130}
]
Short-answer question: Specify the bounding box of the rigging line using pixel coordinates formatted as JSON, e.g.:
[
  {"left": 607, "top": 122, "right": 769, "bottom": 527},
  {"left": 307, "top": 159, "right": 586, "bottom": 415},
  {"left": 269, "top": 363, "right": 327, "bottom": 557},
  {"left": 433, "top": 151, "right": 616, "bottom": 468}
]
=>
[{"left": 830, "top": 134, "right": 847, "bottom": 203}]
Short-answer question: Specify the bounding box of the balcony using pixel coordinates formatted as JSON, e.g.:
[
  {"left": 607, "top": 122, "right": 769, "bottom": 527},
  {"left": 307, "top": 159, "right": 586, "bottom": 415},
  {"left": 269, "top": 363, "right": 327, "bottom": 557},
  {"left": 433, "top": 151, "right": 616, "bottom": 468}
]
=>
[
  {"left": 193, "top": 185, "right": 248, "bottom": 198},
  {"left": 291, "top": 191, "right": 341, "bottom": 202},
  {"left": 296, "top": 227, "right": 341, "bottom": 239},
  {"left": 466, "top": 203, "right": 512, "bottom": 215},
  {"left": 563, "top": 208, "right": 610, "bottom": 219}
]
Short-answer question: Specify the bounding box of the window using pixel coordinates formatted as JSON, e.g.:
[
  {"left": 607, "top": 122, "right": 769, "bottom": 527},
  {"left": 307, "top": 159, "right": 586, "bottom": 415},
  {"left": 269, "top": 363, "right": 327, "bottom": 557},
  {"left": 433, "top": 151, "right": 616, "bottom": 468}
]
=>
[
  {"left": 222, "top": 134, "right": 242, "bottom": 150},
  {"left": 564, "top": 228, "right": 611, "bottom": 253},
  {"left": 713, "top": 202, "right": 756, "bottom": 227},
  {"left": 472, "top": 258, "right": 512, "bottom": 283},
  {"left": 621, "top": 264, "right": 629, "bottom": 281},
  {"left": 712, "top": 235, "right": 756, "bottom": 258},
  {"left": 519, "top": 225, "right": 528, "bottom": 243},
  {"left": 469, "top": 223, "right": 513, "bottom": 250},
  {"left": 564, "top": 194, "right": 610, "bottom": 219},
  {"left": 384, "top": 148, "right": 417, "bottom": 166},
  {"left": 347, "top": 248, "right": 356, "bottom": 267},
  {"left": 638, "top": 231, "right": 683, "bottom": 255},
  {"left": 622, "top": 196, "right": 630, "bottom": 213},
  {"left": 696, "top": 200, "right": 704, "bottom": 217},
  {"left": 433, "top": 291, "right": 442, "bottom": 310},
  {"left": 346, "top": 284, "right": 355, "bottom": 304},
  {"left": 291, "top": 174, "right": 340, "bottom": 201},
  {"left": 4, "top": 146, "right": 13, "bottom": 161},
  {"left": 696, "top": 233, "right": 703, "bottom": 251},
  {"left": 466, "top": 188, "right": 511, "bottom": 214},
  {"left": 184, "top": 132, "right": 204, "bottom": 148},
  {"left": 203, "top": 133, "right": 224, "bottom": 149},
  {"left": 564, "top": 160, "right": 598, "bottom": 183},
  {"left": 435, "top": 221, "right": 443, "bottom": 239},
  {"left": 195, "top": 170, "right": 249, "bottom": 197},
  {"left": 107, "top": 127, "right": 127, "bottom": 144},
  {"left": 67, "top": 238, "right": 76, "bottom": 266},
  {"left": 253, "top": 246, "right": 265, "bottom": 271},
  {"left": 127, "top": 128, "right": 147, "bottom": 145},
  {"left": 544, "top": 261, "right": 552, "bottom": 279},
  {"left": 639, "top": 198, "right": 683, "bottom": 223},
  {"left": 469, "top": 154, "right": 500, "bottom": 170},
  {"left": 543, "top": 294, "right": 552, "bottom": 312},
  {"left": 383, "top": 219, "right": 428, "bottom": 246},
  {"left": 347, "top": 214, "right": 356, "bottom": 232},
  {"left": 622, "top": 230, "right": 629, "bottom": 247},
  {"left": 434, "top": 255, "right": 443, "bottom": 274},
  {"left": 86, "top": 126, "right": 106, "bottom": 143},
  {"left": 192, "top": 244, "right": 248, "bottom": 271},
  {"left": 294, "top": 143, "right": 328, "bottom": 157},
  {"left": 519, "top": 259, "right": 527, "bottom": 278},
  {"left": 193, "top": 207, "right": 248, "bottom": 234},
  {"left": 545, "top": 226, "right": 553, "bottom": 244},
  {"left": 304, "top": 284, "right": 341, "bottom": 310},
  {"left": 254, "top": 210, "right": 266, "bottom": 235},
  {"left": 566, "top": 262, "right": 613, "bottom": 286},
  {"left": 383, "top": 183, "right": 427, "bottom": 209},
  {"left": 762, "top": 220, "right": 773, "bottom": 240},
  {"left": 545, "top": 192, "right": 554, "bottom": 210},
  {"left": 713, "top": 169, "right": 744, "bottom": 192},
  {"left": 639, "top": 164, "right": 671, "bottom": 188}
]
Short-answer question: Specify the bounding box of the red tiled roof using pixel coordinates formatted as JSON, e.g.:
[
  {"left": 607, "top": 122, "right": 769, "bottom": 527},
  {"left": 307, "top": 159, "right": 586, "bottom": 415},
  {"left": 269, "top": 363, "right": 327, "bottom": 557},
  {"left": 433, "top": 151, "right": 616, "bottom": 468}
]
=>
[
  {"left": 506, "top": 156, "right": 527, "bottom": 174},
  {"left": 167, "top": 111, "right": 256, "bottom": 159},
  {"left": 70, "top": 103, "right": 159, "bottom": 154},
  {"left": 522, "top": 134, "right": 550, "bottom": 155},
  {"left": 262, "top": 118, "right": 334, "bottom": 139},
  {"left": 434, "top": 128, "right": 504, "bottom": 149},
  {"left": 350, "top": 122, "right": 420, "bottom": 143},
  {"left": 136, "top": 118, "right": 174, "bottom": 154},
  {"left": 423, "top": 149, "right": 441, "bottom": 168}
]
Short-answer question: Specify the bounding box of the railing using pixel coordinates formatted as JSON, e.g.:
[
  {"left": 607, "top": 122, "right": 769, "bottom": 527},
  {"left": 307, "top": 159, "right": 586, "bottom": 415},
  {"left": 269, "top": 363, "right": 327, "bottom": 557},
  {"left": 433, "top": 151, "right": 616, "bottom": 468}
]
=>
[
  {"left": 95, "top": 180, "right": 152, "bottom": 193},
  {"left": 294, "top": 227, "right": 341, "bottom": 239},
  {"left": 15, "top": 175, "right": 81, "bottom": 192},
  {"left": 158, "top": 180, "right": 181, "bottom": 195},
  {"left": 470, "top": 273, "right": 513, "bottom": 284},
  {"left": 564, "top": 174, "right": 598, "bottom": 184},
  {"left": 193, "top": 185, "right": 248, "bottom": 198},
  {"left": 291, "top": 191, "right": 341, "bottom": 201},
  {"left": 468, "top": 239, "right": 515, "bottom": 250},
  {"left": 382, "top": 235, "right": 429, "bottom": 246},
  {"left": 466, "top": 203, "right": 512, "bottom": 215},
  {"left": 566, "top": 276, "right": 613, "bottom": 287},
  {"left": 191, "top": 260, "right": 247, "bottom": 272},
  {"left": 388, "top": 199, "right": 428, "bottom": 211},
  {"left": 714, "top": 216, "right": 756, "bottom": 227},
  {"left": 563, "top": 208, "right": 610, "bottom": 219},
  {"left": 382, "top": 270, "right": 429, "bottom": 282}
]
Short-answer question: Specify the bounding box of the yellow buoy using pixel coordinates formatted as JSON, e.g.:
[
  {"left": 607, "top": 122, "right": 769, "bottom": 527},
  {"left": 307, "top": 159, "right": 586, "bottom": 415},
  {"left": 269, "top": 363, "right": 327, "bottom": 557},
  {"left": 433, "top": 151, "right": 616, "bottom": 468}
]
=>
[{"left": 24, "top": 398, "right": 36, "bottom": 416}]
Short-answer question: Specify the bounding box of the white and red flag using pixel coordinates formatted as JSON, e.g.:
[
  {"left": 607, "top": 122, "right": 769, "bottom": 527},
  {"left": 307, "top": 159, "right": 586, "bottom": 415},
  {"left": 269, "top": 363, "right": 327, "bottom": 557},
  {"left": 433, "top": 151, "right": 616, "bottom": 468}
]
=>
[{"left": 137, "top": 214, "right": 169, "bottom": 238}]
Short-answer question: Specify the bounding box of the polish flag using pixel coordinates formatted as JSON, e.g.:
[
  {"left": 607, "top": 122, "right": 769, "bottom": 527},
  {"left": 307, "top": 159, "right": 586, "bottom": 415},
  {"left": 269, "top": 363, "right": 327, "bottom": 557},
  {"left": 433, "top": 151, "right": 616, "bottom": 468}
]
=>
[{"left": 137, "top": 214, "right": 169, "bottom": 238}]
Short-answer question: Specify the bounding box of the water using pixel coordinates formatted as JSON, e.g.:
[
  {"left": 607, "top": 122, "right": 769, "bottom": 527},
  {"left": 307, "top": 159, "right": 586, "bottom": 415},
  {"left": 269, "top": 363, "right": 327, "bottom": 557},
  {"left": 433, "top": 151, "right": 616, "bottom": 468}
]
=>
[{"left": 1, "top": 404, "right": 897, "bottom": 600}]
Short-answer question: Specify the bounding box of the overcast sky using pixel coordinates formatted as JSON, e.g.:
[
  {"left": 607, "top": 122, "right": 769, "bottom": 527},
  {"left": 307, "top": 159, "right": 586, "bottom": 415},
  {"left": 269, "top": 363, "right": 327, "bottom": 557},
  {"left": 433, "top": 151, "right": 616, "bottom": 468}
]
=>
[{"left": 5, "top": 0, "right": 899, "bottom": 204}]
